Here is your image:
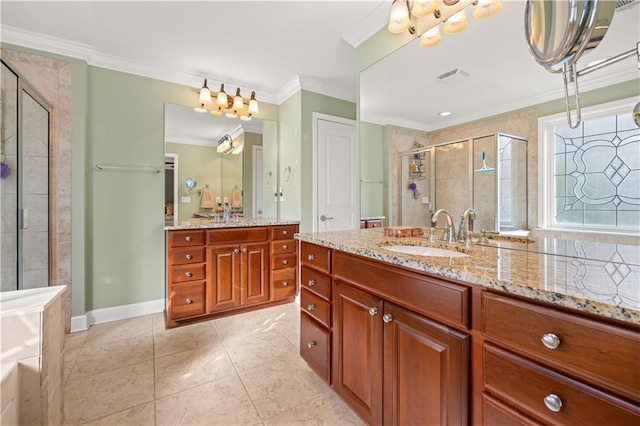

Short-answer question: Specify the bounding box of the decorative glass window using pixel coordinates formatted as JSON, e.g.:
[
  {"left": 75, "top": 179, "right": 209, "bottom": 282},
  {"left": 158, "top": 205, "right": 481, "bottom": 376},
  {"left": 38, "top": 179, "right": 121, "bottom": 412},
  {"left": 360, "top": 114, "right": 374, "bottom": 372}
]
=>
[{"left": 539, "top": 98, "right": 640, "bottom": 234}]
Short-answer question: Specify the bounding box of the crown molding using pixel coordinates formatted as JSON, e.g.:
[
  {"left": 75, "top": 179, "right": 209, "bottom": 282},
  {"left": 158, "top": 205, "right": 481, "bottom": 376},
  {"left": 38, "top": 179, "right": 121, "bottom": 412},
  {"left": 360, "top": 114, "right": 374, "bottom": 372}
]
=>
[
  {"left": 276, "top": 75, "right": 302, "bottom": 104},
  {"left": 298, "top": 75, "right": 357, "bottom": 103},
  {"left": 341, "top": 0, "right": 388, "bottom": 48}
]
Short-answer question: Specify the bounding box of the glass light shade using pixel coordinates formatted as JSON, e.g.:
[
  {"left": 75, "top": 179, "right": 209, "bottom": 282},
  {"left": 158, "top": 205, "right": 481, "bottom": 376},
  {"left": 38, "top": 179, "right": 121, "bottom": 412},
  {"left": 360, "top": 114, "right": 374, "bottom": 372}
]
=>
[
  {"left": 240, "top": 115, "right": 251, "bottom": 121},
  {"left": 231, "top": 137, "right": 244, "bottom": 155},
  {"left": 248, "top": 92, "right": 259, "bottom": 115},
  {"left": 210, "top": 109, "right": 222, "bottom": 116},
  {"left": 216, "top": 135, "right": 232, "bottom": 154},
  {"left": 473, "top": 0, "right": 502, "bottom": 18},
  {"left": 233, "top": 88, "right": 244, "bottom": 110},
  {"left": 226, "top": 112, "right": 237, "bottom": 119},
  {"left": 199, "top": 79, "right": 212, "bottom": 104},
  {"left": 443, "top": 10, "right": 468, "bottom": 34},
  {"left": 420, "top": 26, "right": 442, "bottom": 47},
  {"left": 194, "top": 104, "right": 207, "bottom": 113},
  {"left": 387, "top": 0, "right": 411, "bottom": 33},
  {"left": 216, "top": 84, "right": 228, "bottom": 108},
  {"left": 411, "top": 0, "right": 436, "bottom": 17}
]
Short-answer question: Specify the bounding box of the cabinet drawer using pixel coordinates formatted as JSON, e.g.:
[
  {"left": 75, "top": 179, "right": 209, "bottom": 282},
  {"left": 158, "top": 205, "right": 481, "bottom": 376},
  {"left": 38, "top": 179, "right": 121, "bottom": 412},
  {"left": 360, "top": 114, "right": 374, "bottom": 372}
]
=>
[
  {"left": 170, "top": 247, "right": 205, "bottom": 265},
  {"left": 300, "top": 265, "right": 331, "bottom": 301},
  {"left": 168, "top": 230, "right": 205, "bottom": 247},
  {"left": 301, "top": 288, "right": 331, "bottom": 328},
  {"left": 271, "top": 225, "right": 298, "bottom": 240},
  {"left": 271, "top": 239, "right": 296, "bottom": 255},
  {"left": 169, "top": 263, "right": 205, "bottom": 283},
  {"left": 170, "top": 281, "right": 205, "bottom": 320},
  {"left": 484, "top": 344, "right": 640, "bottom": 425},
  {"left": 483, "top": 292, "right": 640, "bottom": 402},
  {"left": 300, "top": 311, "right": 331, "bottom": 384},
  {"left": 272, "top": 267, "right": 297, "bottom": 300},
  {"left": 272, "top": 253, "right": 297, "bottom": 270},
  {"left": 300, "top": 242, "right": 331, "bottom": 273},
  {"left": 206, "top": 227, "right": 268, "bottom": 244},
  {"left": 365, "top": 219, "right": 382, "bottom": 228}
]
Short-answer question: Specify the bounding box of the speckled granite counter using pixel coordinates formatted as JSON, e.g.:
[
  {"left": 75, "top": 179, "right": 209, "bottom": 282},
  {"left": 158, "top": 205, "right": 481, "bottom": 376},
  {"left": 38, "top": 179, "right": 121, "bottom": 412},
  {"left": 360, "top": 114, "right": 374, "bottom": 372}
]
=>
[
  {"left": 295, "top": 228, "right": 640, "bottom": 325},
  {"left": 165, "top": 218, "right": 299, "bottom": 230}
]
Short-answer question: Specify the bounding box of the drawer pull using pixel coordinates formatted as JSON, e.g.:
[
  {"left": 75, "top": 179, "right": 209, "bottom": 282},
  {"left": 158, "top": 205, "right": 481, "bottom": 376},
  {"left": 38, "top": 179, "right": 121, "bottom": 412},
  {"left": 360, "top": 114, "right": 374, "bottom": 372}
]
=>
[
  {"left": 282, "top": 259, "right": 289, "bottom": 265},
  {"left": 541, "top": 333, "right": 561, "bottom": 350},
  {"left": 372, "top": 223, "right": 377, "bottom": 227},
  {"left": 307, "top": 304, "right": 316, "bottom": 311},
  {"left": 185, "top": 254, "right": 193, "bottom": 260},
  {"left": 308, "top": 279, "right": 315, "bottom": 287},
  {"left": 242, "top": 248, "right": 248, "bottom": 253},
  {"left": 369, "top": 307, "right": 378, "bottom": 316},
  {"left": 234, "top": 249, "right": 240, "bottom": 254},
  {"left": 283, "top": 230, "right": 288, "bottom": 236},
  {"left": 383, "top": 313, "right": 393, "bottom": 323},
  {"left": 185, "top": 272, "right": 193, "bottom": 277},
  {"left": 283, "top": 244, "right": 288, "bottom": 250},
  {"left": 185, "top": 236, "right": 192, "bottom": 242},
  {"left": 282, "top": 281, "right": 289, "bottom": 287},
  {"left": 543, "top": 394, "right": 563, "bottom": 413},
  {"left": 307, "top": 341, "right": 316, "bottom": 349},
  {"left": 185, "top": 298, "right": 193, "bottom": 304},
  {"left": 308, "top": 254, "right": 315, "bottom": 261}
]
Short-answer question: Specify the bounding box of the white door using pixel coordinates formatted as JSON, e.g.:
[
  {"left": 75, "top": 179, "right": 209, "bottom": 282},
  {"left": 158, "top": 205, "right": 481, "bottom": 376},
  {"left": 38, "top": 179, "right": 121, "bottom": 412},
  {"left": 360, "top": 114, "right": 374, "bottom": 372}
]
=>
[
  {"left": 252, "top": 145, "right": 263, "bottom": 217},
  {"left": 315, "top": 114, "right": 359, "bottom": 232}
]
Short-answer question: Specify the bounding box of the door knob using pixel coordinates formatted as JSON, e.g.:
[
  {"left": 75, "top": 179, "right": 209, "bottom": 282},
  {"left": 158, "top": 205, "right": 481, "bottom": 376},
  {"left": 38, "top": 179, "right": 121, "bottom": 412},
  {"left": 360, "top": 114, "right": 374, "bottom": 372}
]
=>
[
  {"left": 282, "top": 281, "right": 289, "bottom": 287},
  {"left": 369, "top": 307, "right": 378, "bottom": 316},
  {"left": 307, "top": 341, "right": 316, "bottom": 348},
  {"left": 383, "top": 313, "right": 393, "bottom": 323},
  {"left": 185, "top": 254, "right": 193, "bottom": 259},
  {"left": 185, "top": 236, "right": 192, "bottom": 242},
  {"left": 234, "top": 249, "right": 240, "bottom": 254},
  {"left": 242, "top": 248, "right": 248, "bottom": 253},
  {"left": 320, "top": 215, "right": 334, "bottom": 221},
  {"left": 308, "top": 279, "right": 315, "bottom": 287},
  {"left": 541, "top": 333, "right": 561, "bottom": 350}
]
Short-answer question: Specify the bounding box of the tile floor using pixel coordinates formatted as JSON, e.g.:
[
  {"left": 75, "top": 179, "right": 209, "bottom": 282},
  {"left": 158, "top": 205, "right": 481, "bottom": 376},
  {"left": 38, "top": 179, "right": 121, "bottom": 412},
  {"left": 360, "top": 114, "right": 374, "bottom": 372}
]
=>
[{"left": 63, "top": 302, "right": 363, "bottom": 425}]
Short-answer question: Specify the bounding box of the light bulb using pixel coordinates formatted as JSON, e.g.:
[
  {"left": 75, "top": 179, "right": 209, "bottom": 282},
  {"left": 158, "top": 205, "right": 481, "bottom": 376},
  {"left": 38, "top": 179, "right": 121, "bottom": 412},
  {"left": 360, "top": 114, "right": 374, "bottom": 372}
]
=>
[
  {"left": 216, "top": 84, "right": 228, "bottom": 108},
  {"left": 420, "top": 26, "right": 441, "bottom": 47},
  {"left": 443, "top": 9, "right": 468, "bottom": 34},
  {"left": 411, "top": 0, "right": 436, "bottom": 17},
  {"left": 198, "top": 79, "right": 212, "bottom": 104},
  {"left": 473, "top": 0, "right": 502, "bottom": 18},
  {"left": 387, "top": 0, "right": 411, "bottom": 33}
]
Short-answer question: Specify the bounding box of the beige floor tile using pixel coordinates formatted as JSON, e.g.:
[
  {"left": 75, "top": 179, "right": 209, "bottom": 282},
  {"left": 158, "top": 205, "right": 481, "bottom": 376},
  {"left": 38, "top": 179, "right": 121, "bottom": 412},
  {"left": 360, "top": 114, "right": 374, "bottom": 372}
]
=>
[
  {"left": 264, "top": 390, "right": 364, "bottom": 425},
  {"left": 212, "top": 310, "right": 276, "bottom": 341},
  {"left": 65, "top": 331, "right": 88, "bottom": 351},
  {"left": 240, "top": 354, "right": 328, "bottom": 420},
  {"left": 155, "top": 344, "right": 236, "bottom": 398},
  {"left": 223, "top": 328, "right": 298, "bottom": 372},
  {"left": 85, "top": 316, "right": 153, "bottom": 347},
  {"left": 70, "top": 334, "right": 153, "bottom": 380},
  {"left": 153, "top": 321, "right": 220, "bottom": 358},
  {"left": 276, "top": 321, "right": 300, "bottom": 350},
  {"left": 64, "top": 360, "right": 154, "bottom": 425},
  {"left": 155, "top": 374, "right": 261, "bottom": 426},
  {"left": 259, "top": 302, "right": 300, "bottom": 323},
  {"left": 78, "top": 402, "right": 155, "bottom": 426},
  {"left": 64, "top": 346, "right": 81, "bottom": 383},
  {"left": 152, "top": 312, "right": 166, "bottom": 334}
]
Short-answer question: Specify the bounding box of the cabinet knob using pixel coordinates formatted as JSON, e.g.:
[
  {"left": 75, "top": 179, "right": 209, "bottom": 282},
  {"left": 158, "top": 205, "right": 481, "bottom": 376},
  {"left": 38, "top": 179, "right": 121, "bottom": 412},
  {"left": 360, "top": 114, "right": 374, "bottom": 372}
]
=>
[
  {"left": 234, "top": 249, "right": 240, "bottom": 254},
  {"left": 282, "top": 259, "right": 288, "bottom": 265},
  {"left": 543, "top": 394, "right": 563, "bottom": 412},
  {"left": 185, "top": 236, "right": 192, "bottom": 242},
  {"left": 308, "top": 254, "right": 315, "bottom": 261},
  {"left": 242, "top": 248, "right": 248, "bottom": 253},
  {"left": 283, "top": 230, "right": 288, "bottom": 235},
  {"left": 307, "top": 341, "right": 316, "bottom": 349},
  {"left": 283, "top": 244, "right": 288, "bottom": 250},
  {"left": 185, "top": 254, "right": 193, "bottom": 260},
  {"left": 185, "top": 298, "right": 193, "bottom": 304},
  {"left": 307, "top": 304, "right": 315, "bottom": 311},
  {"left": 369, "top": 307, "right": 378, "bottom": 316},
  {"left": 541, "top": 333, "right": 561, "bottom": 350},
  {"left": 185, "top": 272, "right": 193, "bottom": 277},
  {"left": 382, "top": 313, "right": 393, "bottom": 323},
  {"left": 372, "top": 224, "right": 377, "bottom": 227},
  {"left": 282, "top": 281, "right": 289, "bottom": 287},
  {"left": 308, "top": 279, "right": 315, "bottom": 287}
]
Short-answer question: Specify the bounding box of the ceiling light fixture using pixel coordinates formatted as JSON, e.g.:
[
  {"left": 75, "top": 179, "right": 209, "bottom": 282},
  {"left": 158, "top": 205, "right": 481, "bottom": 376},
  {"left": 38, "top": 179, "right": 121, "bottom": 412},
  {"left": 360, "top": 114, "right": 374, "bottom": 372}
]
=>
[
  {"left": 195, "top": 80, "right": 259, "bottom": 121},
  {"left": 439, "top": 111, "right": 452, "bottom": 116},
  {"left": 388, "top": 0, "right": 501, "bottom": 48}
]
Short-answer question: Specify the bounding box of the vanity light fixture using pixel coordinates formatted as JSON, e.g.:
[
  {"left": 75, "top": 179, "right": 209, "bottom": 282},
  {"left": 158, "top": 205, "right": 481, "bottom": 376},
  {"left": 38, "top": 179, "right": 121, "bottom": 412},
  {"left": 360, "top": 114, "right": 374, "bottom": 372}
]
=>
[
  {"left": 217, "top": 125, "right": 245, "bottom": 155},
  {"left": 388, "top": 0, "right": 501, "bottom": 47},
  {"left": 195, "top": 80, "right": 260, "bottom": 121}
]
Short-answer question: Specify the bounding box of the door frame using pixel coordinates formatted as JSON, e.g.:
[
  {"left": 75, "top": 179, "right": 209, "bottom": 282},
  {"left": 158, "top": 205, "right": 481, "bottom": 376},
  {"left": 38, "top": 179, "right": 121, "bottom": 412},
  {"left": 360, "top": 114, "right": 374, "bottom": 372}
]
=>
[{"left": 312, "top": 112, "right": 359, "bottom": 232}]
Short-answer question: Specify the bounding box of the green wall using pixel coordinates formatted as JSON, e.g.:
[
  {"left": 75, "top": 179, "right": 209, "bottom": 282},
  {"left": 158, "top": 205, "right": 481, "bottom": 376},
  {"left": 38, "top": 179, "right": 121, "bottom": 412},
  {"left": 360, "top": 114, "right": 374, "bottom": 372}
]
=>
[
  {"left": 359, "top": 121, "right": 384, "bottom": 219},
  {"left": 278, "top": 91, "right": 302, "bottom": 222},
  {"left": 242, "top": 132, "right": 263, "bottom": 218}
]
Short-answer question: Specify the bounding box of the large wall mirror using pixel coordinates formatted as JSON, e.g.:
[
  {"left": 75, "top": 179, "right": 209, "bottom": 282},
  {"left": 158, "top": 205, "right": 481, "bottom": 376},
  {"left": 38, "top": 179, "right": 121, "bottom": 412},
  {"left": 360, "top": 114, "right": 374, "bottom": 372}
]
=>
[
  {"left": 164, "top": 103, "right": 277, "bottom": 225},
  {"left": 359, "top": 1, "right": 638, "bottom": 232}
]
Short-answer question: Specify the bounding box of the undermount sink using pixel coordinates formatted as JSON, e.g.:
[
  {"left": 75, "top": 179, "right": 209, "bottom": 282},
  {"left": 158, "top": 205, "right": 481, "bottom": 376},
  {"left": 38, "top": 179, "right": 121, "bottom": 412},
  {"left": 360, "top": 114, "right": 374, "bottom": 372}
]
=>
[{"left": 383, "top": 245, "right": 470, "bottom": 258}]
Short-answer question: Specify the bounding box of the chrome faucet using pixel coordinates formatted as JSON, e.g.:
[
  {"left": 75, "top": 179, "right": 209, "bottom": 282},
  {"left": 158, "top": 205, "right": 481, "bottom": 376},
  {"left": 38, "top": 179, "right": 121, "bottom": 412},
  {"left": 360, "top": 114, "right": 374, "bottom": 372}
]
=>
[
  {"left": 457, "top": 208, "right": 477, "bottom": 246},
  {"left": 431, "top": 209, "right": 456, "bottom": 243}
]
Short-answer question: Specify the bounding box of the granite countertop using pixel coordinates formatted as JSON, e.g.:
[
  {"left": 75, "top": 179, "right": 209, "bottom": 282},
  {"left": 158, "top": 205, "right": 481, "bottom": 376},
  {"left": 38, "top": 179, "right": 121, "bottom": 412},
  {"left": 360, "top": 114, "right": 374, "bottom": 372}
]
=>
[
  {"left": 295, "top": 228, "right": 640, "bottom": 325},
  {"left": 165, "top": 218, "right": 299, "bottom": 230}
]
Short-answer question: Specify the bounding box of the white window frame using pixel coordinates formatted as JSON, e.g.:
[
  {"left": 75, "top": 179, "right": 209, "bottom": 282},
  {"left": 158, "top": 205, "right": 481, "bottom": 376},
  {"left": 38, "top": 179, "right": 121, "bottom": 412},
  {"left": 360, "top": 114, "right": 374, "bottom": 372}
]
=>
[{"left": 538, "top": 97, "right": 639, "bottom": 236}]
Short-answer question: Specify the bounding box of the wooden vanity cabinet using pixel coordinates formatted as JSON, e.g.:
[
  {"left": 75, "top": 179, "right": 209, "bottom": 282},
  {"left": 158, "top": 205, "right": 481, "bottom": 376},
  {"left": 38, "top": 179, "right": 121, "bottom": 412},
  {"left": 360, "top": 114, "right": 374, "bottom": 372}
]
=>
[
  {"left": 270, "top": 225, "right": 298, "bottom": 300},
  {"left": 166, "top": 230, "right": 206, "bottom": 322}
]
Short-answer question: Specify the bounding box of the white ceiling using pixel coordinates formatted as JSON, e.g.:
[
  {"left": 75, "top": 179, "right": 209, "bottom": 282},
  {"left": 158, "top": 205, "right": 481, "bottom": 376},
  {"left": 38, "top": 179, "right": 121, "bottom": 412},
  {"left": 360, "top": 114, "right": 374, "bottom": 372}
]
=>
[{"left": 2, "top": 0, "right": 639, "bottom": 133}]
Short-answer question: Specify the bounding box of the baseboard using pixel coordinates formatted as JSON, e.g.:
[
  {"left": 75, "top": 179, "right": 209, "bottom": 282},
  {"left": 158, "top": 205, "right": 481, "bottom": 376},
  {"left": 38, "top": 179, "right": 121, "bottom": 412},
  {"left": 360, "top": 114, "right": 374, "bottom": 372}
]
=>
[{"left": 70, "top": 299, "right": 164, "bottom": 333}]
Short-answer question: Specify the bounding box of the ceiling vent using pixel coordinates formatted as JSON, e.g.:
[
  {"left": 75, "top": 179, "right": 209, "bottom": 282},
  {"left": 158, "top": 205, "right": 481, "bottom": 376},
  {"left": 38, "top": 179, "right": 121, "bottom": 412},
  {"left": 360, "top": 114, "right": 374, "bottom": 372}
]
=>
[
  {"left": 616, "top": 0, "right": 639, "bottom": 11},
  {"left": 436, "top": 68, "right": 471, "bottom": 84}
]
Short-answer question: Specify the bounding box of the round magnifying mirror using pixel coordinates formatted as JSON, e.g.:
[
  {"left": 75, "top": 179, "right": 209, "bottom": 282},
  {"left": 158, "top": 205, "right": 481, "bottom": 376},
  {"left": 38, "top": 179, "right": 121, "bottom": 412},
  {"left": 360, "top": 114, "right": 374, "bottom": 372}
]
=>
[{"left": 185, "top": 178, "right": 197, "bottom": 190}]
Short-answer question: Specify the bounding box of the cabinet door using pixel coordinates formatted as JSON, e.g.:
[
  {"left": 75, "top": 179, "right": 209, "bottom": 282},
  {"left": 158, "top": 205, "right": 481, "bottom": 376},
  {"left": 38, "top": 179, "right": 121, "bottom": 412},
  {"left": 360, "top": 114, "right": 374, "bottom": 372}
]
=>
[
  {"left": 208, "top": 244, "right": 241, "bottom": 312},
  {"left": 333, "top": 280, "right": 383, "bottom": 425},
  {"left": 241, "top": 242, "right": 269, "bottom": 306},
  {"left": 383, "top": 302, "right": 469, "bottom": 426}
]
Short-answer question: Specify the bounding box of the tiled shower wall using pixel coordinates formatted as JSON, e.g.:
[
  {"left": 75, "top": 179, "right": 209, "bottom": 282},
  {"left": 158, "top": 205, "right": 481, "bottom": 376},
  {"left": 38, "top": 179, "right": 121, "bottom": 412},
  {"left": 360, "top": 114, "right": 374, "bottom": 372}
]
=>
[{"left": 2, "top": 48, "right": 73, "bottom": 330}]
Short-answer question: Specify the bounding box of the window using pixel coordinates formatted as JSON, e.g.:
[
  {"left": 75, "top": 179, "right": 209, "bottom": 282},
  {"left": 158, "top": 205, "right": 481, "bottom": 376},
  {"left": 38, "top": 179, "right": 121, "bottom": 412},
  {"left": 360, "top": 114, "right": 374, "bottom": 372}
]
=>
[{"left": 539, "top": 98, "right": 640, "bottom": 235}]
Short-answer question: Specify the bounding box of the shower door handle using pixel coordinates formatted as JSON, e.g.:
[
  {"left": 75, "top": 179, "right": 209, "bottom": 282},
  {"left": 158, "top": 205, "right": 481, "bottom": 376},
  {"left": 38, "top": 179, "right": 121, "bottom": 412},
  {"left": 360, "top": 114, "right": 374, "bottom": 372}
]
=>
[{"left": 19, "top": 209, "right": 28, "bottom": 229}]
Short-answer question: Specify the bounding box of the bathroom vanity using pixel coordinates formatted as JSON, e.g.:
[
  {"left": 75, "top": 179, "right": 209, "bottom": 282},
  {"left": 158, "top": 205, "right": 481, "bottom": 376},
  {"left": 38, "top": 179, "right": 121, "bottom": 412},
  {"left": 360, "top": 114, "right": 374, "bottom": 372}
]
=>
[
  {"left": 296, "top": 229, "right": 640, "bottom": 425},
  {"left": 164, "top": 219, "right": 299, "bottom": 328}
]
